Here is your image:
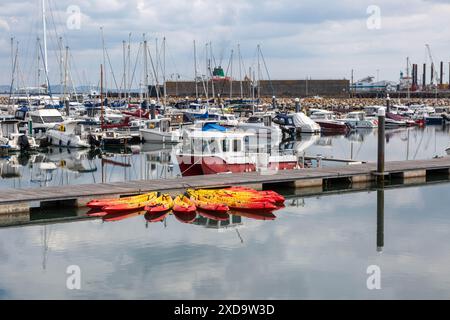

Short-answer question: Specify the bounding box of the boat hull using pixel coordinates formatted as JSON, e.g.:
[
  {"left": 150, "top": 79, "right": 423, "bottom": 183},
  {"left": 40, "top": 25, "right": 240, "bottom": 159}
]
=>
[
  {"left": 140, "top": 129, "right": 180, "bottom": 144},
  {"left": 177, "top": 155, "right": 298, "bottom": 177}
]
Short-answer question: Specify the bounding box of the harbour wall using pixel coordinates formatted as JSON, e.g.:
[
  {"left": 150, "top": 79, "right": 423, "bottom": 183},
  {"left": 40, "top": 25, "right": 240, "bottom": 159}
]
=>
[{"left": 165, "top": 80, "right": 350, "bottom": 98}]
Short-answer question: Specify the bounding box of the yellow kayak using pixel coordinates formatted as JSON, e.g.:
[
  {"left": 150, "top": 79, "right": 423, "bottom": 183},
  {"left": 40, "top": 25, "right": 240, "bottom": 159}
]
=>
[
  {"left": 87, "top": 192, "right": 157, "bottom": 209},
  {"left": 145, "top": 194, "right": 174, "bottom": 213}
]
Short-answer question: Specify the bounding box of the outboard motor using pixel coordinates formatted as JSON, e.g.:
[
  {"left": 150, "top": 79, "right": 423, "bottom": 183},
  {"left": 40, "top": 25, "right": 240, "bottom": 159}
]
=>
[{"left": 18, "top": 135, "right": 31, "bottom": 152}]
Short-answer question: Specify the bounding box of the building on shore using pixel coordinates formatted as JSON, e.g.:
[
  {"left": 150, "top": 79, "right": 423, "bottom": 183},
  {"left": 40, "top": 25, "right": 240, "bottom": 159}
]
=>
[{"left": 164, "top": 79, "right": 350, "bottom": 98}]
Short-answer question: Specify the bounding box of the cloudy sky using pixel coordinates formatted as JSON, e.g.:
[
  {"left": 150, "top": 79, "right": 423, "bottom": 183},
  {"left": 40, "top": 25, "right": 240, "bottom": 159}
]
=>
[{"left": 1, "top": 0, "right": 450, "bottom": 87}]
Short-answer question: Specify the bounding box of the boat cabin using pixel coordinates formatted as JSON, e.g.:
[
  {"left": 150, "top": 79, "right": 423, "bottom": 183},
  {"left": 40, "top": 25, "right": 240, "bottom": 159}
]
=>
[
  {"left": 346, "top": 111, "right": 368, "bottom": 121},
  {"left": 247, "top": 115, "right": 273, "bottom": 127},
  {"left": 145, "top": 118, "right": 172, "bottom": 133},
  {"left": 181, "top": 130, "right": 254, "bottom": 155}
]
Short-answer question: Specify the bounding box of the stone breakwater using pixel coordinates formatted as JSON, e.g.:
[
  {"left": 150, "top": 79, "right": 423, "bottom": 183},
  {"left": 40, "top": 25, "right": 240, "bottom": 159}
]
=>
[{"left": 166, "top": 96, "right": 450, "bottom": 111}]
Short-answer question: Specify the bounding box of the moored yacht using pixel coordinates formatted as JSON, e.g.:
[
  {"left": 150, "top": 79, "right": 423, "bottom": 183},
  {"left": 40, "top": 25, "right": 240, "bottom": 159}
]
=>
[
  {"left": 341, "top": 111, "right": 378, "bottom": 129},
  {"left": 0, "top": 120, "right": 39, "bottom": 153},
  {"left": 309, "top": 109, "right": 349, "bottom": 134},
  {"left": 273, "top": 112, "right": 321, "bottom": 137},
  {"left": 46, "top": 120, "right": 90, "bottom": 148},
  {"left": 176, "top": 129, "right": 300, "bottom": 177},
  {"left": 140, "top": 118, "right": 181, "bottom": 144}
]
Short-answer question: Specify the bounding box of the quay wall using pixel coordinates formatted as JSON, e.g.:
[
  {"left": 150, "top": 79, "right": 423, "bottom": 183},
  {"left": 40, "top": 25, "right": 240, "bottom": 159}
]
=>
[{"left": 165, "top": 80, "right": 350, "bottom": 98}]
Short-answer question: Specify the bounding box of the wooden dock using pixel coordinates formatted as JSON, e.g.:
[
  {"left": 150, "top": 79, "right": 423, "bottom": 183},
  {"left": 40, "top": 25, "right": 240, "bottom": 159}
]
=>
[{"left": 0, "top": 157, "right": 449, "bottom": 214}]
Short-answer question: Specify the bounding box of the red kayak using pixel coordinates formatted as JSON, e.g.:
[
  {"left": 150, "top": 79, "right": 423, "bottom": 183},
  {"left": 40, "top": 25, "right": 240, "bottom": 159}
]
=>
[
  {"left": 145, "top": 211, "right": 169, "bottom": 223},
  {"left": 173, "top": 196, "right": 197, "bottom": 214}
]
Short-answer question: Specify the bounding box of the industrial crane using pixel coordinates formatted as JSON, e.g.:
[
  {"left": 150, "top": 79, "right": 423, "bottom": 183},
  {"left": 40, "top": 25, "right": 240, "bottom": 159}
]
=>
[{"left": 425, "top": 44, "right": 440, "bottom": 86}]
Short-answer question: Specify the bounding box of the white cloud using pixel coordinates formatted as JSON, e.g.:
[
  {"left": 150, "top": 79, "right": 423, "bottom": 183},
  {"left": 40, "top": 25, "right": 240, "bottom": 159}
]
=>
[{"left": 1, "top": 0, "right": 450, "bottom": 85}]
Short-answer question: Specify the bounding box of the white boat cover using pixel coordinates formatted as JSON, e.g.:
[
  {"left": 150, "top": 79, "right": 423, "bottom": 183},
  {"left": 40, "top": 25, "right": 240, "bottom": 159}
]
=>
[{"left": 292, "top": 113, "right": 321, "bottom": 132}]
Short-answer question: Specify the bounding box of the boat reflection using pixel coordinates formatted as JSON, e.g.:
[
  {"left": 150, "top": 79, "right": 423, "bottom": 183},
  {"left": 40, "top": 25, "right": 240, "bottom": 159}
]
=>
[
  {"left": 145, "top": 211, "right": 170, "bottom": 223},
  {"left": 102, "top": 210, "right": 146, "bottom": 223},
  {"left": 197, "top": 210, "right": 230, "bottom": 222},
  {"left": 173, "top": 211, "right": 197, "bottom": 224},
  {"left": 229, "top": 210, "right": 277, "bottom": 221}
]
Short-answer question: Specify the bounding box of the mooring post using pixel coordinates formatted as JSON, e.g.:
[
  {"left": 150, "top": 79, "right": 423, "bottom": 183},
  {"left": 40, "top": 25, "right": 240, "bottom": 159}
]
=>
[
  {"left": 295, "top": 98, "right": 300, "bottom": 113},
  {"left": 272, "top": 96, "right": 276, "bottom": 109},
  {"left": 377, "top": 107, "right": 386, "bottom": 181},
  {"left": 386, "top": 94, "right": 391, "bottom": 113}
]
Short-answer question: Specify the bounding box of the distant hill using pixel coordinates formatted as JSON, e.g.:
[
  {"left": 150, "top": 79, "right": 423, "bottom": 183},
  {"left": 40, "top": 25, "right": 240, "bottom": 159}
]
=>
[{"left": 0, "top": 86, "right": 11, "bottom": 94}]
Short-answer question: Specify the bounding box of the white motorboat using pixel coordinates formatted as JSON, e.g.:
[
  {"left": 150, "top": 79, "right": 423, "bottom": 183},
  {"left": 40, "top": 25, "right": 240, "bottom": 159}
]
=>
[
  {"left": 342, "top": 111, "right": 378, "bottom": 129},
  {"left": 273, "top": 112, "right": 321, "bottom": 136},
  {"left": 236, "top": 114, "right": 283, "bottom": 146},
  {"left": 140, "top": 118, "right": 181, "bottom": 144},
  {"left": 46, "top": 120, "right": 90, "bottom": 148},
  {"left": 0, "top": 120, "right": 39, "bottom": 153},
  {"left": 26, "top": 108, "right": 65, "bottom": 135},
  {"left": 177, "top": 129, "right": 300, "bottom": 176}
]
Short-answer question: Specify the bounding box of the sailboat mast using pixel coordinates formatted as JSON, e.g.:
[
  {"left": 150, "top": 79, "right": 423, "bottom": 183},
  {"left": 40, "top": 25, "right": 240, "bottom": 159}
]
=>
[
  {"left": 194, "top": 40, "right": 198, "bottom": 99},
  {"left": 64, "top": 46, "right": 68, "bottom": 100},
  {"left": 163, "top": 37, "right": 167, "bottom": 108},
  {"left": 100, "top": 64, "right": 104, "bottom": 129},
  {"left": 238, "top": 43, "right": 243, "bottom": 99},
  {"left": 122, "top": 40, "right": 126, "bottom": 100},
  {"left": 143, "top": 34, "right": 148, "bottom": 102},
  {"left": 230, "top": 49, "right": 234, "bottom": 99},
  {"left": 100, "top": 27, "right": 107, "bottom": 101},
  {"left": 10, "top": 37, "right": 14, "bottom": 88},
  {"left": 155, "top": 37, "right": 159, "bottom": 104},
  {"left": 42, "top": 0, "right": 48, "bottom": 85},
  {"left": 257, "top": 44, "right": 261, "bottom": 100}
]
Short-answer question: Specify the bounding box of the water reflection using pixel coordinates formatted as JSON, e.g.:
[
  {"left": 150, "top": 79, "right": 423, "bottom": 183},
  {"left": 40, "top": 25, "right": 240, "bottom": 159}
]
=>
[
  {"left": 377, "top": 189, "right": 384, "bottom": 253},
  {"left": 2, "top": 182, "right": 450, "bottom": 299}
]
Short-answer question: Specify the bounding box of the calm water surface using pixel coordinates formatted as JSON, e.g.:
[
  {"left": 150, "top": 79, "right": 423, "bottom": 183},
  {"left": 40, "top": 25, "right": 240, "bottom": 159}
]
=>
[{"left": 1, "top": 182, "right": 450, "bottom": 299}]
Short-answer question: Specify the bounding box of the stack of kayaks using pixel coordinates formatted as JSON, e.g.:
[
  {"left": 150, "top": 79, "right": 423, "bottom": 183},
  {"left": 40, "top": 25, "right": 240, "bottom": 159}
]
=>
[
  {"left": 86, "top": 187, "right": 285, "bottom": 219},
  {"left": 187, "top": 187, "right": 285, "bottom": 212}
]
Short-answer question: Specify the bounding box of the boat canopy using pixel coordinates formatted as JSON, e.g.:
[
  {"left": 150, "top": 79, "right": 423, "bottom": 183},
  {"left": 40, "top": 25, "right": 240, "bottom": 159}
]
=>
[{"left": 202, "top": 123, "right": 228, "bottom": 132}]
